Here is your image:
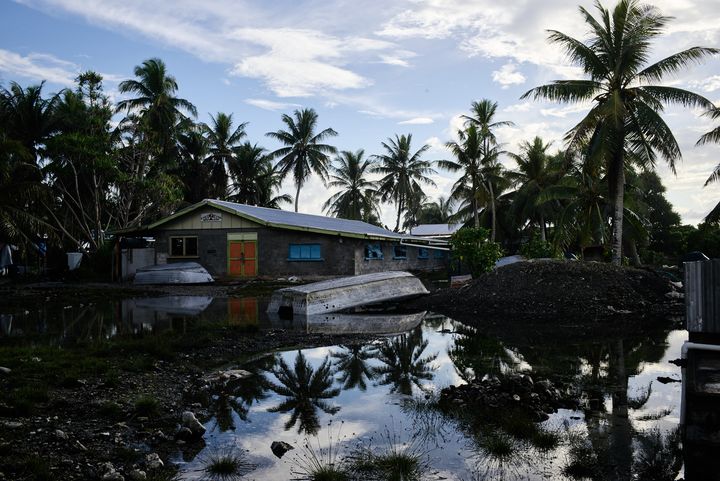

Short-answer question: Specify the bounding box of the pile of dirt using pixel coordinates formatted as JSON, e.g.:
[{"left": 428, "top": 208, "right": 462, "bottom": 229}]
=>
[{"left": 409, "top": 260, "right": 682, "bottom": 332}]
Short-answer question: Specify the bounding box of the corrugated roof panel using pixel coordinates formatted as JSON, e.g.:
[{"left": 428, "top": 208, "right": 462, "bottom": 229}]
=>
[
  {"left": 210, "top": 200, "right": 406, "bottom": 240},
  {"left": 410, "top": 223, "right": 461, "bottom": 236}
]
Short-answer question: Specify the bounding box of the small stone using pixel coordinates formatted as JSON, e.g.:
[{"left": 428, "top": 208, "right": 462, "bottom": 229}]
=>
[
  {"left": 145, "top": 453, "right": 164, "bottom": 470},
  {"left": 55, "top": 429, "right": 68, "bottom": 440},
  {"left": 128, "top": 469, "right": 147, "bottom": 481},
  {"left": 512, "top": 394, "right": 521, "bottom": 402},
  {"left": 102, "top": 472, "right": 124, "bottom": 481},
  {"left": 0, "top": 366, "right": 10, "bottom": 375},
  {"left": 174, "top": 427, "right": 194, "bottom": 442},
  {"left": 75, "top": 440, "right": 88, "bottom": 451},
  {"left": 271, "top": 441, "right": 294, "bottom": 458},
  {"left": 181, "top": 411, "right": 206, "bottom": 439}
]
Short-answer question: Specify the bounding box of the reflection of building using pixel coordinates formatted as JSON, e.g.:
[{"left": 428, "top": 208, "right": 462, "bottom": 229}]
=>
[
  {"left": 682, "top": 260, "right": 720, "bottom": 479},
  {"left": 116, "top": 199, "right": 449, "bottom": 279}
]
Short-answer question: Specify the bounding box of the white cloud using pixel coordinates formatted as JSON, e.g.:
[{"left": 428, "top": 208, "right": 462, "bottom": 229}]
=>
[
  {"left": 0, "top": 49, "right": 78, "bottom": 85},
  {"left": 691, "top": 75, "right": 720, "bottom": 92},
  {"left": 503, "top": 102, "right": 533, "bottom": 113},
  {"left": 398, "top": 117, "right": 434, "bottom": 125},
  {"left": 244, "top": 98, "right": 301, "bottom": 111},
  {"left": 491, "top": 62, "right": 526, "bottom": 88}
]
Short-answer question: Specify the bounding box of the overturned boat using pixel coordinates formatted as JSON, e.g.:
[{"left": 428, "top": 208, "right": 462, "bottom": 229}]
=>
[
  {"left": 133, "top": 262, "right": 214, "bottom": 285},
  {"left": 267, "top": 271, "right": 428, "bottom": 317},
  {"left": 268, "top": 311, "right": 426, "bottom": 335}
]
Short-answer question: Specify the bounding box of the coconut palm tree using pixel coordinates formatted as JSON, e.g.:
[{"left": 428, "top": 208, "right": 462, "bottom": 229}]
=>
[
  {"left": 266, "top": 108, "right": 337, "bottom": 212},
  {"left": 227, "top": 142, "right": 291, "bottom": 208},
  {"left": 203, "top": 112, "right": 247, "bottom": 199},
  {"left": 372, "top": 134, "right": 437, "bottom": 232},
  {"left": 323, "top": 149, "right": 380, "bottom": 222},
  {"left": 330, "top": 344, "right": 378, "bottom": 391},
  {"left": 176, "top": 125, "right": 211, "bottom": 204},
  {"left": 374, "top": 327, "right": 437, "bottom": 395},
  {"left": 416, "top": 196, "right": 455, "bottom": 225},
  {"left": 266, "top": 351, "right": 341, "bottom": 435},
  {"left": 507, "top": 137, "right": 567, "bottom": 241},
  {"left": 697, "top": 107, "right": 720, "bottom": 221},
  {"left": 116, "top": 58, "right": 197, "bottom": 169},
  {"left": 441, "top": 124, "right": 484, "bottom": 228},
  {"left": 522, "top": 0, "right": 717, "bottom": 264}
]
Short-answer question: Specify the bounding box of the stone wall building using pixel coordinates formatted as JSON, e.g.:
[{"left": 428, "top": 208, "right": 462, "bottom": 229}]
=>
[{"left": 118, "top": 199, "right": 449, "bottom": 279}]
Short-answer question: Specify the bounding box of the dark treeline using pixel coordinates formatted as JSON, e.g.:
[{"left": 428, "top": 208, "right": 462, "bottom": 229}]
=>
[{"left": 2, "top": 0, "right": 720, "bottom": 270}]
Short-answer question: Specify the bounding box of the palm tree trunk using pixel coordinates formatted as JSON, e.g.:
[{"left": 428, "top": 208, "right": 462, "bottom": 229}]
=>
[
  {"left": 394, "top": 197, "right": 402, "bottom": 232},
  {"left": 294, "top": 183, "right": 301, "bottom": 212},
  {"left": 472, "top": 182, "right": 479, "bottom": 228},
  {"left": 488, "top": 181, "right": 496, "bottom": 242},
  {"left": 540, "top": 212, "right": 546, "bottom": 242},
  {"left": 611, "top": 160, "right": 625, "bottom": 266}
]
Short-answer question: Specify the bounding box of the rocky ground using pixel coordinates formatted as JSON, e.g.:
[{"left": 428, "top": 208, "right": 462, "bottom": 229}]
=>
[{"left": 407, "top": 260, "right": 684, "bottom": 341}]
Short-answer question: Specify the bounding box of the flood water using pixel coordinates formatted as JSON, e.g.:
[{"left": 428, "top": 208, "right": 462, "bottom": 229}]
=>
[{"left": 0, "top": 295, "right": 689, "bottom": 480}]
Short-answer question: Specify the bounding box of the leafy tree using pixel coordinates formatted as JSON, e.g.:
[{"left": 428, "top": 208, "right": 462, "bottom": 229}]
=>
[
  {"left": 450, "top": 227, "right": 503, "bottom": 277},
  {"left": 523, "top": 0, "right": 717, "bottom": 264},
  {"left": 372, "top": 134, "right": 436, "bottom": 232},
  {"left": 202, "top": 112, "right": 247, "bottom": 199},
  {"left": 323, "top": 149, "right": 380, "bottom": 222},
  {"left": 507, "top": 137, "right": 566, "bottom": 241},
  {"left": 117, "top": 57, "right": 197, "bottom": 170},
  {"left": 227, "top": 142, "right": 291, "bottom": 208},
  {"left": 266, "top": 108, "right": 337, "bottom": 212}
]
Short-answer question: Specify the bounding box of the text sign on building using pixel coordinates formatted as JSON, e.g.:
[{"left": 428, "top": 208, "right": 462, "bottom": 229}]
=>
[{"left": 200, "top": 213, "right": 222, "bottom": 222}]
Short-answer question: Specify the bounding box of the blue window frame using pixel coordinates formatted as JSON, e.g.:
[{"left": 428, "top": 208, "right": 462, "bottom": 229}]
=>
[
  {"left": 434, "top": 249, "right": 446, "bottom": 259},
  {"left": 365, "top": 244, "right": 383, "bottom": 260},
  {"left": 417, "top": 247, "right": 429, "bottom": 259},
  {"left": 288, "top": 243, "right": 322, "bottom": 261},
  {"left": 393, "top": 245, "right": 407, "bottom": 259}
]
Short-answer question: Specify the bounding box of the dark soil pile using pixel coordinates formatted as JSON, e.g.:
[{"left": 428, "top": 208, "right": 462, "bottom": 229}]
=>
[{"left": 409, "top": 260, "right": 682, "bottom": 332}]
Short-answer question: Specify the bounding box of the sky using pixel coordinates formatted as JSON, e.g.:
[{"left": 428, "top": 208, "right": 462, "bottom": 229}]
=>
[{"left": 1, "top": 0, "right": 719, "bottom": 227}]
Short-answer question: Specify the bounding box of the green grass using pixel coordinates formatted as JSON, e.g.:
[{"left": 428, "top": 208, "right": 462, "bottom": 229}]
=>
[
  {"left": 200, "top": 448, "right": 255, "bottom": 481},
  {"left": 134, "top": 395, "right": 160, "bottom": 417},
  {"left": 530, "top": 428, "right": 561, "bottom": 451},
  {"left": 97, "top": 400, "right": 124, "bottom": 421},
  {"left": 480, "top": 432, "right": 516, "bottom": 460},
  {"left": 9, "top": 383, "right": 49, "bottom": 416}
]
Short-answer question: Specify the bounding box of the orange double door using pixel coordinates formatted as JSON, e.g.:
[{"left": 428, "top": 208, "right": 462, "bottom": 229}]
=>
[{"left": 228, "top": 239, "right": 257, "bottom": 276}]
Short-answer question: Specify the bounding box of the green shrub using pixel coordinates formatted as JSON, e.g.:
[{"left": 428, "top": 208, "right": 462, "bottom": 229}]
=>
[
  {"left": 520, "top": 233, "right": 558, "bottom": 259},
  {"left": 450, "top": 228, "right": 503, "bottom": 277}
]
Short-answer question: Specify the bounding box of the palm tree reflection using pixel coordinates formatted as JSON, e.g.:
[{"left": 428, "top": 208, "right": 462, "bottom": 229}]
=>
[
  {"left": 374, "top": 327, "right": 437, "bottom": 395},
  {"left": 266, "top": 351, "right": 340, "bottom": 435},
  {"left": 331, "top": 344, "right": 378, "bottom": 391}
]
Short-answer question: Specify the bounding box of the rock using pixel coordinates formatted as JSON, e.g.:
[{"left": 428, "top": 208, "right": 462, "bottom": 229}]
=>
[
  {"left": 181, "top": 411, "right": 206, "bottom": 439},
  {"left": 145, "top": 453, "right": 164, "bottom": 470},
  {"left": 174, "top": 426, "right": 194, "bottom": 442},
  {"left": 55, "top": 429, "right": 68, "bottom": 440},
  {"left": 128, "top": 469, "right": 147, "bottom": 481},
  {"left": 271, "top": 440, "right": 294, "bottom": 458},
  {"left": 102, "top": 472, "right": 124, "bottom": 481},
  {"left": 0, "top": 366, "right": 10, "bottom": 375},
  {"left": 0, "top": 421, "right": 22, "bottom": 429}
]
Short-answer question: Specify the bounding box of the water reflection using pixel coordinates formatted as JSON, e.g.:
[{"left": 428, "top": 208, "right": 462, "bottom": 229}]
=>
[
  {"left": 330, "top": 344, "right": 378, "bottom": 391},
  {"left": 266, "top": 351, "right": 341, "bottom": 435},
  {"left": 373, "top": 326, "right": 438, "bottom": 395}
]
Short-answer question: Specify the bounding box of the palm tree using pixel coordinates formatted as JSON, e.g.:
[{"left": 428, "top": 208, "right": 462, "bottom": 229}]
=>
[
  {"left": 697, "top": 107, "right": 720, "bottom": 221},
  {"left": 227, "top": 142, "right": 292, "bottom": 208},
  {"left": 266, "top": 108, "right": 337, "bottom": 212},
  {"left": 372, "top": 134, "right": 437, "bottom": 232},
  {"left": 266, "top": 351, "right": 341, "bottom": 435},
  {"left": 203, "top": 112, "right": 247, "bottom": 199},
  {"left": 441, "top": 124, "right": 483, "bottom": 228},
  {"left": 116, "top": 58, "right": 197, "bottom": 169},
  {"left": 176, "top": 125, "right": 211, "bottom": 204},
  {"left": 374, "top": 327, "right": 437, "bottom": 395},
  {"left": 323, "top": 149, "right": 380, "bottom": 222},
  {"left": 462, "top": 100, "right": 514, "bottom": 240},
  {"left": 507, "top": 137, "right": 566, "bottom": 241},
  {"left": 522, "top": 0, "right": 717, "bottom": 265},
  {"left": 416, "top": 196, "right": 455, "bottom": 225}
]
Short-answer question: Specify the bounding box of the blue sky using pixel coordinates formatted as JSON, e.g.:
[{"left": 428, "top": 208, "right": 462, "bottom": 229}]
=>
[{"left": 1, "top": 0, "right": 719, "bottom": 227}]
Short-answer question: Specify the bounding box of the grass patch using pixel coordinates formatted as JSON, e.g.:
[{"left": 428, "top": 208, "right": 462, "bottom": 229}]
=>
[
  {"left": 198, "top": 446, "right": 255, "bottom": 481},
  {"left": 530, "top": 428, "right": 561, "bottom": 451},
  {"left": 134, "top": 395, "right": 160, "bottom": 418},
  {"left": 97, "top": 400, "right": 124, "bottom": 421},
  {"left": 480, "top": 432, "right": 515, "bottom": 460},
  {"left": 9, "top": 383, "right": 49, "bottom": 416},
  {"left": 291, "top": 423, "right": 349, "bottom": 481},
  {"left": 347, "top": 424, "right": 428, "bottom": 481}
]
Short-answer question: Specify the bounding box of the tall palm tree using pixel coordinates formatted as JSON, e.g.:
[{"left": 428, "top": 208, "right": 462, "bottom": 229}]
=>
[
  {"left": 117, "top": 58, "right": 197, "bottom": 169},
  {"left": 462, "top": 100, "right": 514, "bottom": 240},
  {"left": 203, "top": 112, "right": 247, "bottom": 199},
  {"left": 330, "top": 344, "right": 378, "bottom": 391},
  {"left": 266, "top": 108, "right": 337, "bottom": 212},
  {"left": 227, "top": 142, "right": 292, "bottom": 208},
  {"left": 416, "top": 196, "right": 455, "bottom": 225},
  {"left": 266, "top": 351, "right": 341, "bottom": 435},
  {"left": 441, "top": 124, "right": 483, "bottom": 228},
  {"left": 323, "top": 149, "right": 380, "bottom": 222},
  {"left": 176, "top": 125, "right": 211, "bottom": 204},
  {"left": 374, "top": 327, "right": 437, "bottom": 395},
  {"left": 372, "top": 134, "right": 437, "bottom": 232},
  {"left": 522, "top": 0, "right": 717, "bottom": 264},
  {"left": 507, "top": 137, "right": 566, "bottom": 241},
  {"left": 697, "top": 107, "right": 720, "bottom": 222}
]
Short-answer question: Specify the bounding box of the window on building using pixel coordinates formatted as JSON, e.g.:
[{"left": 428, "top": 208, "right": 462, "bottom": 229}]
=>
[
  {"left": 418, "top": 247, "right": 429, "bottom": 259},
  {"left": 288, "top": 243, "right": 322, "bottom": 261},
  {"left": 393, "top": 245, "right": 407, "bottom": 259},
  {"left": 434, "top": 249, "right": 446, "bottom": 259},
  {"left": 365, "top": 244, "right": 384, "bottom": 260},
  {"left": 170, "top": 236, "right": 198, "bottom": 257}
]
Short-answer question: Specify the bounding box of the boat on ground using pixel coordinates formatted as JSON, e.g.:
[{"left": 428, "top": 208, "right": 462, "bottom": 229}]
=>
[
  {"left": 133, "top": 262, "right": 214, "bottom": 285},
  {"left": 267, "top": 271, "right": 428, "bottom": 317},
  {"left": 268, "top": 311, "right": 426, "bottom": 335}
]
